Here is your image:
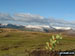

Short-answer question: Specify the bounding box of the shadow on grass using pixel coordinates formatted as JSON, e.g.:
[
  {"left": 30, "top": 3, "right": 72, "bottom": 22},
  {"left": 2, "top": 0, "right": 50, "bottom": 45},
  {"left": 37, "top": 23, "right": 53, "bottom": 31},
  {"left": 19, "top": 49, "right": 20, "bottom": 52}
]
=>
[{"left": 29, "top": 49, "right": 75, "bottom": 56}]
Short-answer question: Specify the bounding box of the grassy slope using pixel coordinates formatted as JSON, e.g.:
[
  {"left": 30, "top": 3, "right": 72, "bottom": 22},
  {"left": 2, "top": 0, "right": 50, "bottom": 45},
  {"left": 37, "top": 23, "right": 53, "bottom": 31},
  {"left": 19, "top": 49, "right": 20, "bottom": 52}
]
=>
[{"left": 0, "top": 28, "right": 75, "bottom": 56}]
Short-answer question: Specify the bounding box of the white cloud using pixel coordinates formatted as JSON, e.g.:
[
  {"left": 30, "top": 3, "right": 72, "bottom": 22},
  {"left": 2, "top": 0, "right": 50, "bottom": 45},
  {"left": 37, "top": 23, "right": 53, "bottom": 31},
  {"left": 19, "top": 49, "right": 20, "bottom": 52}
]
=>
[
  {"left": 0, "top": 13, "right": 75, "bottom": 29},
  {"left": 0, "top": 13, "right": 14, "bottom": 21},
  {"left": 12, "top": 13, "right": 47, "bottom": 25},
  {"left": 14, "top": 13, "right": 44, "bottom": 20}
]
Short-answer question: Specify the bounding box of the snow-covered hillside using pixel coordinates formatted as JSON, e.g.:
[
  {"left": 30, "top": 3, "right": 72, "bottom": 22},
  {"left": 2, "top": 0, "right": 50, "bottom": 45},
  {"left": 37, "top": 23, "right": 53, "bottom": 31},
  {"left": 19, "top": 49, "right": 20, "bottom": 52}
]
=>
[
  {"left": 0, "top": 23, "right": 72, "bottom": 32},
  {"left": 25, "top": 25, "right": 72, "bottom": 30},
  {"left": 52, "top": 26, "right": 72, "bottom": 30}
]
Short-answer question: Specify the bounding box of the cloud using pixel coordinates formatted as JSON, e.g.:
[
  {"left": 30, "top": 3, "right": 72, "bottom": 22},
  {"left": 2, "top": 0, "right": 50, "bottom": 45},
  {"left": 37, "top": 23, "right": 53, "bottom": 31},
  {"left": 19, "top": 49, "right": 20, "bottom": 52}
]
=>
[
  {"left": 0, "top": 13, "right": 48, "bottom": 25},
  {"left": 0, "top": 13, "right": 14, "bottom": 21},
  {"left": 13, "top": 13, "right": 48, "bottom": 25},
  {"left": 0, "top": 13, "right": 75, "bottom": 29},
  {"left": 13, "top": 13, "right": 69, "bottom": 25},
  {"left": 14, "top": 13, "right": 44, "bottom": 20}
]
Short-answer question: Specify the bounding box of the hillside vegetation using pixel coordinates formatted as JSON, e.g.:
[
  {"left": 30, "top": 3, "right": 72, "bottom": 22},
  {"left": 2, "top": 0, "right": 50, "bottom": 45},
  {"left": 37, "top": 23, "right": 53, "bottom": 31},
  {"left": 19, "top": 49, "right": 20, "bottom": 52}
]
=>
[{"left": 0, "top": 28, "right": 75, "bottom": 56}]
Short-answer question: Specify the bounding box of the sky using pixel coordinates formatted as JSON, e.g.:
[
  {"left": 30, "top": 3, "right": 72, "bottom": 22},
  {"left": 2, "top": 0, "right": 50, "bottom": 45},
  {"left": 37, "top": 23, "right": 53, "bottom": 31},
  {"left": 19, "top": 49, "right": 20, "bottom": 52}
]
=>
[
  {"left": 0, "top": 0, "right": 75, "bottom": 28},
  {"left": 0, "top": 0, "right": 75, "bottom": 20}
]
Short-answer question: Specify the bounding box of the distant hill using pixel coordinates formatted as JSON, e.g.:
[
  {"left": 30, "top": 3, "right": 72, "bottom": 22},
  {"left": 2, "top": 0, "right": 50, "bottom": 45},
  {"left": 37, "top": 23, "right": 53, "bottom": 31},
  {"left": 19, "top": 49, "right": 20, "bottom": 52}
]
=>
[
  {"left": 0, "top": 23, "right": 25, "bottom": 30},
  {"left": 0, "top": 23, "right": 72, "bottom": 32}
]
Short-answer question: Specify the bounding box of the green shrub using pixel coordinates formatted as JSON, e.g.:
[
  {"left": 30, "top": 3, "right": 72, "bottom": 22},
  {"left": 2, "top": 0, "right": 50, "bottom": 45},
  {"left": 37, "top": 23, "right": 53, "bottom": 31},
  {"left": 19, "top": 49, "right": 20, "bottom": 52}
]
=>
[{"left": 46, "top": 34, "right": 62, "bottom": 51}]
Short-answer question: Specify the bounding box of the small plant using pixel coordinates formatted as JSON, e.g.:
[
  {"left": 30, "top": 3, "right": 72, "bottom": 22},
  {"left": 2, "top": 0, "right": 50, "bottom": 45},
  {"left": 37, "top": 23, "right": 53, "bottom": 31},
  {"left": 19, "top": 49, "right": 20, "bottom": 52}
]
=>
[{"left": 46, "top": 34, "right": 62, "bottom": 51}]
